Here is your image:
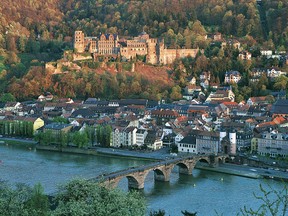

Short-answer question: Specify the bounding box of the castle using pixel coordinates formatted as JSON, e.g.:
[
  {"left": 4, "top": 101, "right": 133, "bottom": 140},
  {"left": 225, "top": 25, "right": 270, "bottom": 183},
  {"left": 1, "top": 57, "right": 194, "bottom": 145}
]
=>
[{"left": 74, "top": 31, "right": 199, "bottom": 65}]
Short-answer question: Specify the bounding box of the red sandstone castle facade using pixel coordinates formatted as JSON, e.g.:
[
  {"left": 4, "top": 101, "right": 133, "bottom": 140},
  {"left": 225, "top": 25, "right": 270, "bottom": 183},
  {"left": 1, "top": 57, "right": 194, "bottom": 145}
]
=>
[{"left": 74, "top": 31, "right": 199, "bottom": 65}]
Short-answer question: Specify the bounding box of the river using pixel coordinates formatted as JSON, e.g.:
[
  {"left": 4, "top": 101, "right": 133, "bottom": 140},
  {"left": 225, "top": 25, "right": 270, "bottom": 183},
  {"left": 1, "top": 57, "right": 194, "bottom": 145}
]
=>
[{"left": 0, "top": 144, "right": 285, "bottom": 216}]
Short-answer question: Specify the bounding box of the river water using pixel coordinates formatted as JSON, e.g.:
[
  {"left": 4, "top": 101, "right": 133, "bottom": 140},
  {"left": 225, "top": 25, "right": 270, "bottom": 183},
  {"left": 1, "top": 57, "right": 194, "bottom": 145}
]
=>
[{"left": 0, "top": 144, "right": 285, "bottom": 216}]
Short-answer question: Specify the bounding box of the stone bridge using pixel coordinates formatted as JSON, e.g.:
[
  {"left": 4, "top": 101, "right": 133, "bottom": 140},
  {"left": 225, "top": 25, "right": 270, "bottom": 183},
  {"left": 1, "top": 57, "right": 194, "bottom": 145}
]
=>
[{"left": 92, "top": 154, "right": 229, "bottom": 189}]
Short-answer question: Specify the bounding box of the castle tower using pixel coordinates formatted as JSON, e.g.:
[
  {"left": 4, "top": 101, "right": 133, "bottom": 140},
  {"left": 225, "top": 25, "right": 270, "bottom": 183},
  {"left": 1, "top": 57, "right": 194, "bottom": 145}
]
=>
[
  {"left": 157, "top": 38, "right": 165, "bottom": 64},
  {"left": 74, "top": 31, "right": 85, "bottom": 53},
  {"left": 146, "top": 38, "right": 157, "bottom": 64}
]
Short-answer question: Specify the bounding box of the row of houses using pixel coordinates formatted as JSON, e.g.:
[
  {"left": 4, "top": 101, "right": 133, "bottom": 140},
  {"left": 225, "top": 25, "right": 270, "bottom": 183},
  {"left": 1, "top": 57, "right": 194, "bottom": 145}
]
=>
[
  {"left": 185, "top": 67, "right": 287, "bottom": 94},
  {"left": 250, "top": 68, "right": 287, "bottom": 82}
]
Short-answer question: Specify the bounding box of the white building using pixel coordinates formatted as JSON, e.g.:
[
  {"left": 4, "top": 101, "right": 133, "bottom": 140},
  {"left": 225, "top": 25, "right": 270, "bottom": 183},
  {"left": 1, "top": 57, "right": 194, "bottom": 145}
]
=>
[
  {"left": 147, "top": 139, "right": 163, "bottom": 150},
  {"left": 257, "top": 132, "right": 288, "bottom": 158},
  {"left": 175, "top": 132, "right": 186, "bottom": 144},
  {"left": 136, "top": 129, "right": 148, "bottom": 146},
  {"left": 224, "top": 71, "right": 242, "bottom": 84},
  {"left": 205, "top": 89, "right": 235, "bottom": 103},
  {"left": 260, "top": 50, "right": 273, "bottom": 57},
  {"left": 110, "top": 126, "right": 137, "bottom": 147},
  {"left": 178, "top": 130, "right": 220, "bottom": 154},
  {"left": 178, "top": 136, "right": 197, "bottom": 153},
  {"left": 267, "top": 68, "right": 287, "bottom": 78}
]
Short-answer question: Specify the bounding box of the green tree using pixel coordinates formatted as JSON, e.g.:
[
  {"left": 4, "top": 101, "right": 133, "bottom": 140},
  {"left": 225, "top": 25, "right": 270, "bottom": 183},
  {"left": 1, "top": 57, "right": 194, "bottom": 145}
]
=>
[
  {"left": 0, "top": 93, "right": 16, "bottom": 102},
  {"left": 273, "top": 75, "right": 288, "bottom": 90},
  {"left": 0, "top": 182, "right": 49, "bottom": 216},
  {"left": 170, "top": 85, "right": 182, "bottom": 101},
  {"left": 103, "top": 125, "right": 112, "bottom": 147},
  {"left": 150, "top": 209, "right": 166, "bottom": 216},
  {"left": 240, "top": 183, "right": 288, "bottom": 216},
  {"left": 241, "top": 86, "right": 252, "bottom": 100},
  {"left": 96, "top": 125, "right": 102, "bottom": 145},
  {"left": 58, "top": 131, "right": 68, "bottom": 148},
  {"left": 17, "top": 36, "right": 27, "bottom": 53},
  {"left": 25, "top": 183, "right": 49, "bottom": 216},
  {"left": 191, "top": 20, "right": 206, "bottom": 36},
  {"left": 52, "top": 179, "right": 146, "bottom": 216},
  {"left": 35, "top": 130, "right": 53, "bottom": 145},
  {"left": 73, "top": 131, "right": 89, "bottom": 148},
  {"left": 85, "top": 126, "right": 96, "bottom": 146},
  {"left": 52, "top": 117, "right": 69, "bottom": 124}
]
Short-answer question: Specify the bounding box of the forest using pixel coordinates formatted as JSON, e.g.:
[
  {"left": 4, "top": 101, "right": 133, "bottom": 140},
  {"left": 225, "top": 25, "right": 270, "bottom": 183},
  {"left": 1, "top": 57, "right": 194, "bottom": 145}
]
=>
[{"left": 0, "top": 0, "right": 287, "bottom": 101}]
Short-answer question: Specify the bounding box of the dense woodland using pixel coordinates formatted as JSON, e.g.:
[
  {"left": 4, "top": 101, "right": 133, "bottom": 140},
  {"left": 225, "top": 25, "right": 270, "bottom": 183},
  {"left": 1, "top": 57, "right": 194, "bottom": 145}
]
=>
[{"left": 0, "top": 0, "right": 287, "bottom": 101}]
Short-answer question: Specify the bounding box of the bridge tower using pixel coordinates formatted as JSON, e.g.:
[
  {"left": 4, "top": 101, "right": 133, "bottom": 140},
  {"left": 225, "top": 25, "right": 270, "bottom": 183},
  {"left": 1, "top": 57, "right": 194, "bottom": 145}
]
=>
[{"left": 229, "top": 131, "right": 237, "bottom": 155}]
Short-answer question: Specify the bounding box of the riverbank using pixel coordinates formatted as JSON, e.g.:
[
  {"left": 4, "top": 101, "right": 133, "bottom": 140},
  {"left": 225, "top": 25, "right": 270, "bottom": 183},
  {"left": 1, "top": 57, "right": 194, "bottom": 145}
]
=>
[
  {"left": 0, "top": 137, "right": 36, "bottom": 146},
  {"left": 197, "top": 163, "right": 288, "bottom": 182},
  {"left": 196, "top": 164, "right": 262, "bottom": 179},
  {"left": 5, "top": 141, "right": 288, "bottom": 182},
  {"left": 35, "top": 145, "right": 160, "bottom": 161}
]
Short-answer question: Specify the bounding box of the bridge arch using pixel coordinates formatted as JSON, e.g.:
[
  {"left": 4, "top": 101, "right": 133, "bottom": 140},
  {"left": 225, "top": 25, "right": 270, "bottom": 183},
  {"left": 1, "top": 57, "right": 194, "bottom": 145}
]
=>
[
  {"left": 152, "top": 168, "right": 169, "bottom": 182},
  {"left": 109, "top": 174, "right": 144, "bottom": 190},
  {"left": 174, "top": 161, "right": 194, "bottom": 175},
  {"left": 217, "top": 155, "right": 229, "bottom": 164},
  {"left": 126, "top": 175, "right": 143, "bottom": 189},
  {"left": 198, "top": 157, "right": 210, "bottom": 164}
]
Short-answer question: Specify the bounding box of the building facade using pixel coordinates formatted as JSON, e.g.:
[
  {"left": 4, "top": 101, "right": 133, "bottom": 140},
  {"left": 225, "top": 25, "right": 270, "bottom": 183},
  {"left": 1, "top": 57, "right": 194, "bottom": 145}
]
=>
[
  {"left": 110, "top": 126, "right": 137, "bottom": 147},
  {"left": 178, "top": 130, "right": 220, "bottom": 155},
  {"left": 257, "top": 132, "right": 288, "bottom": 158},
  {"left": 74, "top": 31, "right": 199, "bottom": 65}
]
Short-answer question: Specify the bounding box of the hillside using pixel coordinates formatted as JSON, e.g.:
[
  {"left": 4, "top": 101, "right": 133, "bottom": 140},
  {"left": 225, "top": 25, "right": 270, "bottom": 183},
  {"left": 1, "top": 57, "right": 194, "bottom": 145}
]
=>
[
  {"left": 0, "top": 0, "right": 287, "bottom": 101},
  {"left": 7, "top": 62, "right": 175, "bottom": 101},
  {"left": 2, "top": 0, "right": 287, "bottom": 49},
  {"left": 0, "top": 0, "right": 62, "bottom": 39}
]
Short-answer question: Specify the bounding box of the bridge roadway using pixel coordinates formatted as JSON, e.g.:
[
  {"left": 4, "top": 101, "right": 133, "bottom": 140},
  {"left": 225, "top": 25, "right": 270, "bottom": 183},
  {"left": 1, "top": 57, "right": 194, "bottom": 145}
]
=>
[{"left": 91, "top": 154, "right": 228, "bottom": 189}]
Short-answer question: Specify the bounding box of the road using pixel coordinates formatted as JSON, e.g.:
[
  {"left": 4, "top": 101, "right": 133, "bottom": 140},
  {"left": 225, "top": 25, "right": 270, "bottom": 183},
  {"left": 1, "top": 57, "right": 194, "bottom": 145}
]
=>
[{"left": 215, "top": 163, "right": 288, "bottom": 180}]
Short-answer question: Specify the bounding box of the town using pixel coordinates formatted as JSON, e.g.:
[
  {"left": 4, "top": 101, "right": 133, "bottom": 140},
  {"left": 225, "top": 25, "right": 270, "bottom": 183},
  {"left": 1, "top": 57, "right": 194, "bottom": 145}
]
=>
[
  {"left": 1, "top": 28, "right": 288, "bottom": 168},
  {"left": 0, "top": 87, "right": 287, "bottom": 161},
  {"left": 1, "top": 30, "right": 288, "bottom": 161}
]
